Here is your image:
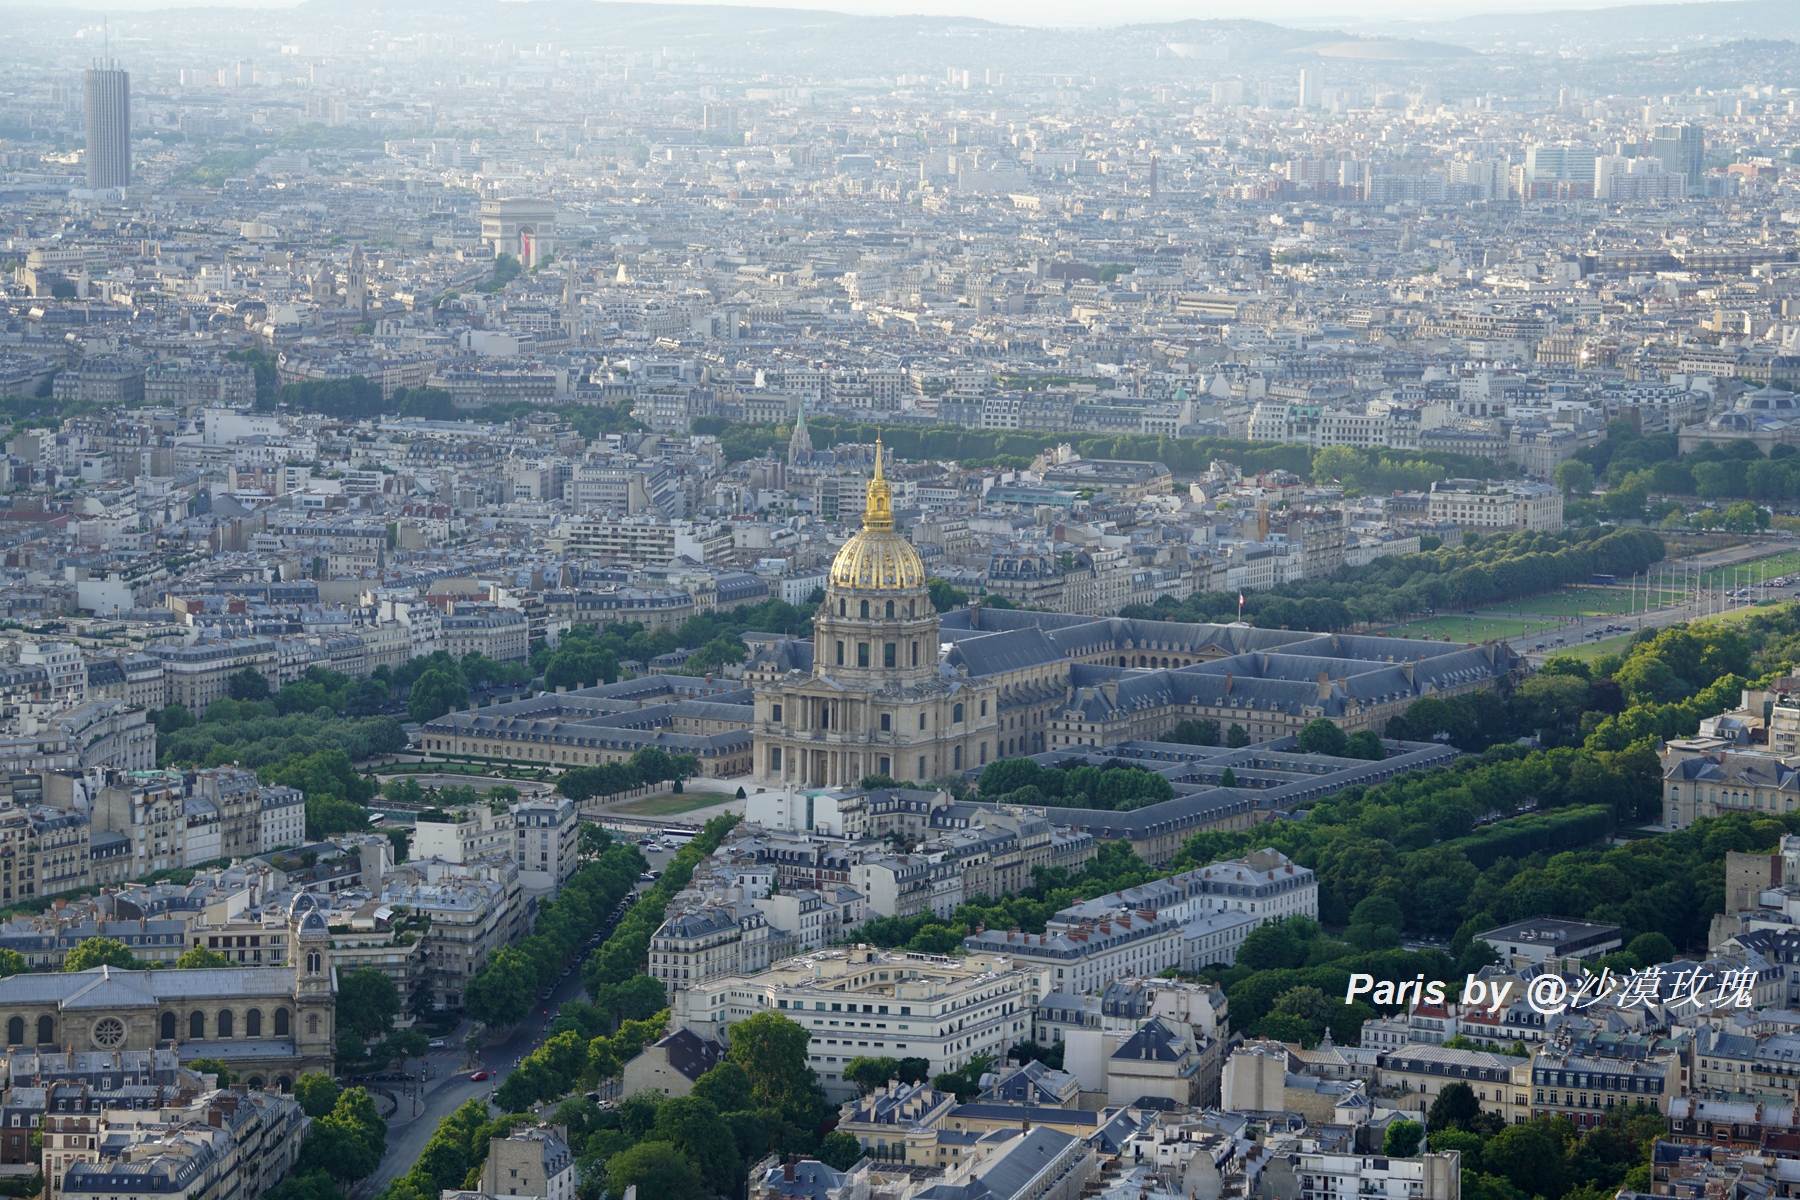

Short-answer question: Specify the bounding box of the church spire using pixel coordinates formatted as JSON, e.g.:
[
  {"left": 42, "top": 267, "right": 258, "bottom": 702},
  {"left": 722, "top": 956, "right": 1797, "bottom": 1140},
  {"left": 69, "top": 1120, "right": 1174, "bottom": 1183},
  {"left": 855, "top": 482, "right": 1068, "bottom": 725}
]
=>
[
  {"left": 787, "top": 401, "right": 813, "bottom": 467},
  {"left": 862, "top": 435, "right": 892, "bottom": 533}
]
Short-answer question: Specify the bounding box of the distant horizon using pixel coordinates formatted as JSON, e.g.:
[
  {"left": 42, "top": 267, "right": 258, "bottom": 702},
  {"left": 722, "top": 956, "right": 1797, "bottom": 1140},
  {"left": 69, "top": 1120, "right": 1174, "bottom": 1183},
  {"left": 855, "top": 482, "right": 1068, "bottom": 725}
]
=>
[{"left": 1, "top": 0, "right": 1770, "bottom": 28}]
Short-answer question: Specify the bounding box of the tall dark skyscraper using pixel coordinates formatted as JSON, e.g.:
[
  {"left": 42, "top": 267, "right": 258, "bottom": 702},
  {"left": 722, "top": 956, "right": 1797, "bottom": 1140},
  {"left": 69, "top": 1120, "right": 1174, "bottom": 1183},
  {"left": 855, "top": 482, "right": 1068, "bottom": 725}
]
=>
[{"left": 83, "top": 63, "right": 130, "bottom": 189}]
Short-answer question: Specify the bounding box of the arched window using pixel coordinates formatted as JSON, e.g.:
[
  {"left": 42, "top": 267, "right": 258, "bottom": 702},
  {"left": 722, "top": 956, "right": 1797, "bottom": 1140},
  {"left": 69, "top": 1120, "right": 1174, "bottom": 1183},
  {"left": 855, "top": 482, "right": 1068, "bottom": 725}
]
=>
[
  {"left": 190, "top": 1011, "right": 205, "bottom": 1040},
  {"left": 307, "top": 951, "right": 321, "bottom": 974},
  {"left": 909, "top": 601, "right": 916, "bottom": 618},
  {"left": 276, "top": 1076, "right": 293, "bottom": 1092},
  {"left": 160, "top": 1013, "right": 176, "bottom": 1042},
  {"left": 885, "top": 600, "right": 894, "bottom": 619},
  {"left": 245, "top": 1009, "right": 262, "bottom": 1037},
  {"left": 217, "top": 1011, "right": 233, "bottom": 1038},
  {"left": 6, "top": 1018, "right": 21, "bottom": 1046},
  {"left": 35, "top": 1017, "right": 51, "bottom": 1045},
  {"left": 859, "top": 600, "right": 869, "bottom": 619},
  {"left": 838, "top": 600, "right": 846, "bottom": 616},
  {"left": 953, "top": 703, "right": 964, "bottom": 723},
  {"left": 954, "top": 745, "right": 963, "bottom": 770},
  {"left": 247, "top": 1077, "right": 265, "bottom": 1090},
  {"left": 274, "top": 1009, "right": 290, "bottom": 1037}
]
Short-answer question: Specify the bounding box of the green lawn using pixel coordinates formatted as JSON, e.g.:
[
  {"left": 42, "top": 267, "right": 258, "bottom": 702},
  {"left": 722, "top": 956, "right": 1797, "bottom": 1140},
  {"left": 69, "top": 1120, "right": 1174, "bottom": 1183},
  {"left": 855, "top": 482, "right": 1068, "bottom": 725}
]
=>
[
  {"left": 1375, "top": 614, "right": 1558, "bottom": 642},
  {"left": 611, "top": 791, "right": 734, "bottom": 816},
  {"left": 1548, "top": 599, "right": 1783, "bottom": 662},
  {"left": 1702, "top": 549, "right": 1800, "bottom": 586}
]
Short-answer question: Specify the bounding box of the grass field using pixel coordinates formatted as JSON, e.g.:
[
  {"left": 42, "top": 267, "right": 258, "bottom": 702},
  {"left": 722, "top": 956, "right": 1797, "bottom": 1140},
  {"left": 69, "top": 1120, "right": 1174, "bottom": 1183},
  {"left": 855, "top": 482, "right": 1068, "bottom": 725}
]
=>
[
  {"left": 611, "top": 791, "right": 733, "bottom": 816},
  {"left": 1702, "top": 550, "right": 1800, "bottom": 586},
  {"left": 1549, "top": 599, "right": 1783, "bottom": 661},
  {"left": 1375, "top": 614, "right": 1558, "bottom": 642}
]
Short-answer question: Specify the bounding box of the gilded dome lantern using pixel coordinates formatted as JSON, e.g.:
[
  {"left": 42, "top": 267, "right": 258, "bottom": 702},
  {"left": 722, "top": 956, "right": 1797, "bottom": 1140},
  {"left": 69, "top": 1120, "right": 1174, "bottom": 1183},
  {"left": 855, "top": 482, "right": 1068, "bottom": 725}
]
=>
[{"left": 827, "top": 437, "right": 927, "bottom": 594}]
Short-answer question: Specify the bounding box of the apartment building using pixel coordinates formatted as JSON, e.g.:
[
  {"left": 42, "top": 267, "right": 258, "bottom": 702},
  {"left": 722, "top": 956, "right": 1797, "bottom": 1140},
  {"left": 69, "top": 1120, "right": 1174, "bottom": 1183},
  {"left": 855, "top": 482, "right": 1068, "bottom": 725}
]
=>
[
  {"left": 672, "top": 945, "right": 1037, "bottom": 1102},
  {"left": 508, "top": 796, "right": 579, "bottom": 894},
  {"left": 414, "top": 806, "right": 514, "bottom": 863},
  {"left": 148, "top": 638, "right": 278, "bottom": 715},
  {"left": 260, "top": 787, "right": 305, "bottom": 853},
  {"left": 381, "top": 861, "right": 522, "bottom": 1009},
  {"left": 1426, "top": 478, "right": 1564, "bottom": 531},
  {"left": 479, "top": 1126, "right": 575, "bottom": 1200},
  {"left": 91, "top": 773, "right": 188, "bottom": 879},
  {"left": 963, "top": 909, "right": 1182, "bottom": 1001},
  {"left": 84, "top": 655, "right": 166, "bottom": 710},
  {"left": 1378, "top": 1044, "right": 1535, "bottom": 1125},
  {"left": 440, "top": 608, "right": 529, "bottom": 663},
  {"left": 191, "top": 768, "right": 262, "bottom": 862},
  {"left": 1529, "top": 1049, "right": 1678, "bottom": 1128},
  {"left": 648, "top": 902, "right": 772, "bottom": 1000}
]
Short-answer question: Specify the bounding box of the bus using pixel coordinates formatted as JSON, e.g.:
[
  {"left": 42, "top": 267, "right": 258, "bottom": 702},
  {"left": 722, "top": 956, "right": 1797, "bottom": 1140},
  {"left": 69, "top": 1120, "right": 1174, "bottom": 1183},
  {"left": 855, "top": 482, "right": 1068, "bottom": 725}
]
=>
[
  {"left": 660, "top": 827, "right": 696, "bottom": 844},
  {"left": 368, "top": 813, "right": 387, "bottom": 827}
]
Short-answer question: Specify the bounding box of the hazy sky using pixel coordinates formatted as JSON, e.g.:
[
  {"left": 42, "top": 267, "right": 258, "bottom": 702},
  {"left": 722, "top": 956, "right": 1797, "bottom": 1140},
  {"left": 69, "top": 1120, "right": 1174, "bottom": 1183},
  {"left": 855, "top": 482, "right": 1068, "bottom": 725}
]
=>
[{"left": 35, "top": 0, "right": 1716, "bottom": 27}]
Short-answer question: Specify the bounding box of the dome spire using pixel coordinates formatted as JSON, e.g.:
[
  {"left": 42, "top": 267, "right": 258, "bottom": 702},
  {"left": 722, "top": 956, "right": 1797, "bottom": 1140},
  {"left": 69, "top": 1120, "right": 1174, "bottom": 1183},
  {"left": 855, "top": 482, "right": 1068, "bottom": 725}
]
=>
[{"left": 863, "top": 434, "right": 893, "bottom": 533}]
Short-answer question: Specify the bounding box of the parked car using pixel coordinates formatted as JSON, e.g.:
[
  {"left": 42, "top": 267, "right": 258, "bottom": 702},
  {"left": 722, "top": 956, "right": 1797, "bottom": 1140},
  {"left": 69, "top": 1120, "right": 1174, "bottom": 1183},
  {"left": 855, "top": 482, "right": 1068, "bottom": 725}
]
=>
[{"left": 428, "top": 1039, "right": 446, "bottom": 1049}]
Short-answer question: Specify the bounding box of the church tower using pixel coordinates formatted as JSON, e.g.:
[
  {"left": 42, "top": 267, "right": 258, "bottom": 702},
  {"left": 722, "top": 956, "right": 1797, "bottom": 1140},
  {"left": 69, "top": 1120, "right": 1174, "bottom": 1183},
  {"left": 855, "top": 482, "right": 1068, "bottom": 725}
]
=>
[
  {"left": 290, "top": 894, "right": 335, "bottom": 1065},
  {"left": 754, "top": 437, "right": 999, "bottom": 789},
  {"left": 346, "top": 246, "right": 367, "bottom": 316},
  {"left": 787, "top": 402, "right": 813, "bottom": 467}
]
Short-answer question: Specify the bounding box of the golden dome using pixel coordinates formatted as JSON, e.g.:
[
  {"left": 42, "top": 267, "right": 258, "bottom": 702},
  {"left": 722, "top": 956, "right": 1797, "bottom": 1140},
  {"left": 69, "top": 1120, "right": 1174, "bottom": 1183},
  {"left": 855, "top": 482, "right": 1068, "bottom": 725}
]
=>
[{"left": 828, "top": 437, "right": 926, "bottom": 592}]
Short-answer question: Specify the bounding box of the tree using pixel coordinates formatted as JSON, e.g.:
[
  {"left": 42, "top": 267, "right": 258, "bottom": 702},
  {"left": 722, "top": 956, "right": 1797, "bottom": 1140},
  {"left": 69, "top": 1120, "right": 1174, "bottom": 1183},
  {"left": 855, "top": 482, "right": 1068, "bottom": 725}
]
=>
[
  {"left": 1483, "top": 1121, "right": 1568, "bottom": 1199},
  {"left": 927, "top": 579, "right": 969, "bottom": 613},
  {"left": 844, "top": 1056, "right": 900, "bottom": 1096},
  {"left": 188, "top": 1057, "right": 234, "bottom": 1086},
  {"left": 725, "top": 1011, "right": 826, "bottom": 1128},
  {"left": 1626, "top": 932, "right": 1676, "bottom": 965},
  {"left": 1427, "top": 1080, "right": 1481, "bottom": 1131},
  {"left": 299, "top": 1110, "right": 380, "bottom": 1185},
  {"left": 155, "top": 704, "right": 195, "bottom": 736},
  {"left": 1382, "top": 1120, "right": 1423, "bottom": 1157},
  {"left": 1271, "top": 986, "right": 1334, "bottom": 1030},
  {"left": 409, "top": 668, "right": 469, "bottom": 724},
  {"left": 1226, "top": 723, "right": 1251, "bottom": 748},
  {"left": 818, "top": 1130, "right": 865, "bottom": 1171},
  {"left": 175, "top": 946, "right": 234, "bottom": 970},
  {"left": 338, "top": 968, "right": 401, "bottom": 1041},
  {"left": 0, "top": 950, "right": 25, "bottom": 979},
  {"left": 1555, "top": 460, "right": 1595, "bottom": 496},
  {"left": 464, "top": 946, "right": 537, "bottom": 1027},
  {"left": 1344, "top": 730, "right": 1386, "bottom": 760},
  {"left": 227, "top": 668, "right": 271, "bottom": 702},
  {"left": 1219, "top": 767, "right": 1238, "bottom": 788},
  {"left": 652, "top": 1096, "right": 740, "bottom": 1196},
  {"left": 691, "top": 1062, "right": 754, "bottom": 1113},
  {"left": 605, "top": 1142, "right": 704, "bottom": 1200},
  {"left": 598, "top": 974, "right": 671, "bottom": 1026},
  {"left": 1297, "top": 719, "right": 1348, "bottom": 757},
  {"left": 294, "top": 1073, "right": 341, "bottom": 1119},
  {"left": 64, "top": 938, "right": 138, "bottom": 972}
]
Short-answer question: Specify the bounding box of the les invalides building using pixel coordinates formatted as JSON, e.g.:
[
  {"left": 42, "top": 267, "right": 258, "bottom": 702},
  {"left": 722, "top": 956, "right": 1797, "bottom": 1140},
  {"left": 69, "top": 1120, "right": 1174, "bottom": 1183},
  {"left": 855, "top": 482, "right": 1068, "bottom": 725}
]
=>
[{"left": 753, "top": 441, "right": 1000, "bottom": 789}]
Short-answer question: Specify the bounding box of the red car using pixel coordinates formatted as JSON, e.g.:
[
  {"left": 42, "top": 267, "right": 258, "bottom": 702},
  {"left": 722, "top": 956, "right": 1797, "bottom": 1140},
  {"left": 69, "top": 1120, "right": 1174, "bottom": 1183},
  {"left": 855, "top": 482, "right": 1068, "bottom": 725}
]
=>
[{"left": 470, "top": 1070, "right": 491, "bottom": 1081}]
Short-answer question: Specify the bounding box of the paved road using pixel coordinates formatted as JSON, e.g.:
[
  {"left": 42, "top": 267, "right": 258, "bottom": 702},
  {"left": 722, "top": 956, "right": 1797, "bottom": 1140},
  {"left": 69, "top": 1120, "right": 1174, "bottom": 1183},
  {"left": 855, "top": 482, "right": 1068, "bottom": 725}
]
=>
[
  {"left": 359, "top": 956, "right": 597, "bottom": 1196},
  {"left": 1506, "top": 537, "right": 1800, "bottom": 665}
]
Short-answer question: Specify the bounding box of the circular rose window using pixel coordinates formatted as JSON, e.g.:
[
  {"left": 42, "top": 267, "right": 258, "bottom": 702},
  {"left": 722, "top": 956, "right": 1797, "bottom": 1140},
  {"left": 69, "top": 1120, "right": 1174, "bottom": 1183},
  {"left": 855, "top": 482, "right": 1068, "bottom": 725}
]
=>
[{"left": 92, "top": 1018, "right": 126, "bottom": 1048}]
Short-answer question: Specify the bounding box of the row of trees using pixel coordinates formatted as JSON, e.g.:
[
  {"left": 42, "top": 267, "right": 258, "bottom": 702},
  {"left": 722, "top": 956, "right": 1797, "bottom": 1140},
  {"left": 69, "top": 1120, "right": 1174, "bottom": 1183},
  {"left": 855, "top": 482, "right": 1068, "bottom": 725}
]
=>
[
  {"left": 532, "top": 599, "right": 813, "bottom": 693},
  {"left": 579, "top": 813, "right": 740, "bottom": 999},
  {"left": 154, "top": 701, "right": 408, "bottom": 773},
  {"left": 974, "top": 757, "right": 1176, "bottom": 811},
  {"left": 555, "top": 747, "right": 702, "bottom": 803},
  {"left": 382, "top": 814, "right": 762, "bottom": 1200},
  {"left": 1125, "top": 527, "right": 1665, "bottom": 631},
  {"left": 462, "top": 837, "right": 646, "bottom": 1028}
]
